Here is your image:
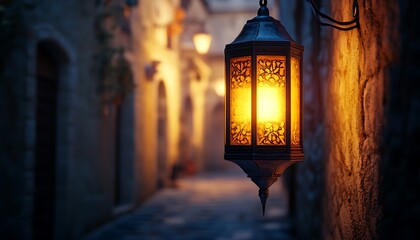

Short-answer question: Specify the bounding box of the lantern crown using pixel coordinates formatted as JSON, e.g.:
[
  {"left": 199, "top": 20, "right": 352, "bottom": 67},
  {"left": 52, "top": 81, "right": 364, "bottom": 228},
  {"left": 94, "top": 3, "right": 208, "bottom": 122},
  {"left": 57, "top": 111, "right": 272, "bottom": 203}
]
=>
[{"left": 230, "top": 6, "right": 294, "bottom": 44}]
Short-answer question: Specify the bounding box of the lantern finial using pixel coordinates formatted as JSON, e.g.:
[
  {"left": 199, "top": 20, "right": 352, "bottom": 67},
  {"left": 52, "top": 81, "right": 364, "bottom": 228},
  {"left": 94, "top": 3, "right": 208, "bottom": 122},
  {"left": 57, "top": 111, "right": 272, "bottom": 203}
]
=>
[
  {"left": 258, "top": 0, "right": 269, "bottom": 16},
  {"left": 259, "top": 188, "right": 269, "bottom": 216},
  {"left": 251, "top": 177, "right": 278, "bottom": 215}
]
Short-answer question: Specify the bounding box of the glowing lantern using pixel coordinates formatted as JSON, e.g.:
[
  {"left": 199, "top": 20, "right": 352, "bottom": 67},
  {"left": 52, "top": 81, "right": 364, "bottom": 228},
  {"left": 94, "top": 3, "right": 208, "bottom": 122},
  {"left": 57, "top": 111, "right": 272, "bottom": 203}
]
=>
[
  {"left": 193, "top": 32, "right": 212, "bottom": 55},
  {"left": 224, "top": 0, "right": 304, "bottom": 214}
]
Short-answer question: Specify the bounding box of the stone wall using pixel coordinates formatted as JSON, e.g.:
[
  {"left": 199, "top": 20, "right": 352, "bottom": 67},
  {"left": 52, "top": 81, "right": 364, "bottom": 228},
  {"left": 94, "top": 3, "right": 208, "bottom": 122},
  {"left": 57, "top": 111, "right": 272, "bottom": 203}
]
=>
[
  {"left": 279, "top": 0, "right": 419, "bottom": 239},
  {"left": 322, "top": 1, "right": 398, "bottom": 239}
]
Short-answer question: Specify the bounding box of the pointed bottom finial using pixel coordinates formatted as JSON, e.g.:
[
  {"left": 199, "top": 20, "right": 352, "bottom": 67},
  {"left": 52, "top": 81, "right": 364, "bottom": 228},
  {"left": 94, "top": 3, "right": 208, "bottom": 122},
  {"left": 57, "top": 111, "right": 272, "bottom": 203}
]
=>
[
  {"left": 251, "top": 177, "right": 277, "bottom": 216},
  {"left": 258, "top": 187, "right": 269, "bottom": 216}
]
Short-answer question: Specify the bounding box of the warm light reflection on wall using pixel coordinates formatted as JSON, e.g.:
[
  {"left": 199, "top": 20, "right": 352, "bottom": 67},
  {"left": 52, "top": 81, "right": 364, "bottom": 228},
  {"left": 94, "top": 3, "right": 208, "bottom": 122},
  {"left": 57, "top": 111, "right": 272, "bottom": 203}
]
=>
[
  {"left": 291, "top": 57, "right": 300, "bottom": 146},
  {"left": 230, "top": 56, "right": 251, "bottom": 145},
  {"left": 257, "top": 56, "right": 286, "bottom": 145}
]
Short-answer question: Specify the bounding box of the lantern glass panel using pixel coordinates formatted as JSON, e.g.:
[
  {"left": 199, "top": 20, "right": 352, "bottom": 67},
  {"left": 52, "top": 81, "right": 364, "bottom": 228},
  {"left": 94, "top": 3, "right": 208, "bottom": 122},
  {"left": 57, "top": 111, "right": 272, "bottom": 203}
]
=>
[
  {"left": 230, "top": 56, "right": 252, "bottom": 145},
  {"left": 291, "top": 57, "right": 301, "bottom": 146},
  {"left": 256, "top": 55, "right": 286, "bottom": 145}
]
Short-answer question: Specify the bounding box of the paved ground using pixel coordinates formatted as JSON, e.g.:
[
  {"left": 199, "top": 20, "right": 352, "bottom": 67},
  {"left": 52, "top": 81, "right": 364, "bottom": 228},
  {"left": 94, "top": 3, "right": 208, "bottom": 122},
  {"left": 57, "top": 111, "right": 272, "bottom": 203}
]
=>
[{"left": 85, "top": 170, "right": 292, "bottom": 240}]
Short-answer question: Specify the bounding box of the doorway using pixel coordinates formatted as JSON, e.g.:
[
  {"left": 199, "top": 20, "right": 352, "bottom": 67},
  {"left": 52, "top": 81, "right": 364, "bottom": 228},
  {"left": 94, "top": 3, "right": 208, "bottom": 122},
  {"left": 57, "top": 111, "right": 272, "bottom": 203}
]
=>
[
  {"left": 156, "top": 81, "right": 168, "bottom": 189},
  {"left": 32, "top": 42, "right": 59, "bottom": 240}
]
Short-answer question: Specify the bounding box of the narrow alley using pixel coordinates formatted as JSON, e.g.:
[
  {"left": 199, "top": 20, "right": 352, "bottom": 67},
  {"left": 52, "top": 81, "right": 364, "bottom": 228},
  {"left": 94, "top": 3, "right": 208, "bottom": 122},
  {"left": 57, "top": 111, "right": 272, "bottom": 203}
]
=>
[
  {"left": 85, "top": 170, "right": 292, "bottom": 240},
  {"left": 1, "top": 0, "right": 419, "bottom": 239}
]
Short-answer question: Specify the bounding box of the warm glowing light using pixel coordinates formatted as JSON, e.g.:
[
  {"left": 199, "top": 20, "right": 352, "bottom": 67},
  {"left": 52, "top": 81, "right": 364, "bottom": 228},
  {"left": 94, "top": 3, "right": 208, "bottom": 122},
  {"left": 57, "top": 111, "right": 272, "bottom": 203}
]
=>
[
  {"left": 231, "top": 88, "right": 251, "bottom": 121},
  {"left": 214, "top": 79, "right": 225, "bottom": 97},
  {"left": 230, "top": 56, "right": 251, "bottom": 145},
  {"left": 193, "top": 33, "right": 212, "bottom": 54},
  {"left": 257, "top": 56, "right": 286, "bottom": 145},
  {"left": 291, "top": 57, "right": 300, "bottom": 146},
  {"left": 257, "top": 87, "right": 284, "bottom": 122}
]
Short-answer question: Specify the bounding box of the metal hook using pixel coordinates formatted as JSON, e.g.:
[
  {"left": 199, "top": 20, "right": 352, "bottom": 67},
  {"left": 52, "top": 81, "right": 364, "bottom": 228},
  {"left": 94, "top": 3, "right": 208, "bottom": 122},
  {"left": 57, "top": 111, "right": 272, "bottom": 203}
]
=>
[
  {"left": 353, "top": 0, "right": 359, "bottom": 18},
  {"left": 307, "top": 0, "right": 360, "bottom": 31}
]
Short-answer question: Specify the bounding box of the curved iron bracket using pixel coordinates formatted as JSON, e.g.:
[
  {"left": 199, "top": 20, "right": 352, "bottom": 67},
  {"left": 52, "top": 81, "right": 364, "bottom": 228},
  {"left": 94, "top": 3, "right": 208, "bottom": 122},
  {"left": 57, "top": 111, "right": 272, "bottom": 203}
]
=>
[{"left": 307, "top": 0, "right": 360, "bottom": 31}]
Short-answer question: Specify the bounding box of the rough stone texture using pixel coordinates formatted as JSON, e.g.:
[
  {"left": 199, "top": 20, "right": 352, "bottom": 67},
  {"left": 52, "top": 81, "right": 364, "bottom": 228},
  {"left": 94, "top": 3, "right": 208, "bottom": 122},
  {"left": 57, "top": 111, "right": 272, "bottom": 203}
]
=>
[
  {"left": 322, "top": 1, "right": 398, "bottom": 239},
  {"left": 278, "top": 0, "right": 417, "bottom": 239}
]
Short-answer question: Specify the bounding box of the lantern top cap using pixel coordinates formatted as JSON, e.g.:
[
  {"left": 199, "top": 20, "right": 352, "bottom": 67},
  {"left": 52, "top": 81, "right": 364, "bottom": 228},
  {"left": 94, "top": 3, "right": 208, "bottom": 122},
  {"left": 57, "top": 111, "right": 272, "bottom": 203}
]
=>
[{"left": 228, "top": 1, "right": 296, "bottom": 45}]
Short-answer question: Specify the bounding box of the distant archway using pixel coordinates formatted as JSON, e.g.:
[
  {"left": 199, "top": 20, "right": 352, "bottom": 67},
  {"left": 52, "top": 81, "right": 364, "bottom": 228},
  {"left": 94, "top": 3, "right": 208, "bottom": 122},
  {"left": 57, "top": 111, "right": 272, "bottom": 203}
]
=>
[
  {"left": 156, "top": 81, "right": 168, "bottom": 189},
  {"left": 111, "top": 76, "right": 135, "bottom": 212}
]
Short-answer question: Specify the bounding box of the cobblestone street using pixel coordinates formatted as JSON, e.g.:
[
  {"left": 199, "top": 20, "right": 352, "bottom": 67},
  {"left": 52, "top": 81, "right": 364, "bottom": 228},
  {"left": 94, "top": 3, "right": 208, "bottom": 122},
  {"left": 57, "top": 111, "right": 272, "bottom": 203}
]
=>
[{"left": 85, "top": 170, "right": 292, "bottom": 240}]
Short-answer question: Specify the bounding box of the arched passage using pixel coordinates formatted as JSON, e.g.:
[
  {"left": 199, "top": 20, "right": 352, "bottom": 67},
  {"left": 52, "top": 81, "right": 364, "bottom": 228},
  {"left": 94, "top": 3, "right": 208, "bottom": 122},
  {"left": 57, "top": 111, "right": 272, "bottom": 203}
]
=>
[{"left": 156, "top": 81, "right": 168, "bottom": 189}]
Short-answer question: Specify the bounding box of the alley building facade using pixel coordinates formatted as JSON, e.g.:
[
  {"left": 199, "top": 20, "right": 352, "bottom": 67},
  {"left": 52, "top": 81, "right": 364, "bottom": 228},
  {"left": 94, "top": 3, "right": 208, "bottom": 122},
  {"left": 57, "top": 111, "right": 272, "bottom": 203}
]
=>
[{"left": 0, "top": 0, "right": 186, "bottom": 239}]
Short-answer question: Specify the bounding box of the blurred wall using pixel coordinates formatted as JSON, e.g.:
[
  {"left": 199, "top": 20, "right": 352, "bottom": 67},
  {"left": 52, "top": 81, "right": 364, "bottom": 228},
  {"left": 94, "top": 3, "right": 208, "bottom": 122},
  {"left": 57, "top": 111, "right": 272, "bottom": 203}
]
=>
[
  {"left": 130, "top": 0, "right": 183, "bottom": 200},
  {"left": 379, "top": 1, "right": 420, "bottom": 238},
  {"left": 1, "top": 1, "right": 102, "bottom": 239},
  {"left": 280, "top": 0, "right": 419, "bottom": 239},
  {"left": 0, "top": 0, "right": 184, "bottom": 239}
]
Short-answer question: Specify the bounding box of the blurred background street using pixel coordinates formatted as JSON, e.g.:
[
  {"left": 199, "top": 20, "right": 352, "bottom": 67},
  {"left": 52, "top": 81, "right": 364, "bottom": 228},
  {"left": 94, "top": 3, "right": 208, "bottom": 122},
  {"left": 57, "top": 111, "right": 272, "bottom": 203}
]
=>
[{"left": 85, "top": 169, "right": 291, "bottom": 240}]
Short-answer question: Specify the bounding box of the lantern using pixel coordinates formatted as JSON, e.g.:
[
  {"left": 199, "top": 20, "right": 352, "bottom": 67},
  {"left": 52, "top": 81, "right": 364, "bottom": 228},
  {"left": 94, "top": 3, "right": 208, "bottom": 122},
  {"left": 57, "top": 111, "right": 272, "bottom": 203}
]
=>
[
  {"left": 193, "top": 32, "right": 212, "bottom": 55},
  {"left": 224, "top": 0, "right": 304, "bottom": 214}
]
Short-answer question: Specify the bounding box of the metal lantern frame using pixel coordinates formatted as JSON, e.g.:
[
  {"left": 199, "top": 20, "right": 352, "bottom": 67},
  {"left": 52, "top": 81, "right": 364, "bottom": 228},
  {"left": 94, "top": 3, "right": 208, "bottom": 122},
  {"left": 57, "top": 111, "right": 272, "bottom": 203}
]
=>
[
  {"left": 224, "top": 0, "right": 304, "bottom": 214},
  {"left": 223, "top": 0, "right": 360, "bottom": 214}
]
